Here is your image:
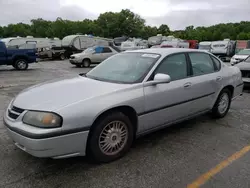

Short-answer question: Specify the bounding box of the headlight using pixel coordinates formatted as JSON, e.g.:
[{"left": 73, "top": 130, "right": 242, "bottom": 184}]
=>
[{"left": 23, "top": 111, "right": 62, "bottom": 128}]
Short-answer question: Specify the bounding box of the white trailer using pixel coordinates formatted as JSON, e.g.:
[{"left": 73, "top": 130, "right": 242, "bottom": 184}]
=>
[
  {"left": 5, "top": 37, "right": 62, "bottom": 49},
  {"left": 210, "top": 39, "right": 236, "bottom": 62},
  {"left": 198, "top": 41, "right": 212, "bottom": 52},
  {"left": 61, "top": 35, "right": 113, "bottom": 57},
  {"left": 161, "top": 38, "right": 189, "bottom": 48},
  {"left": 120, "top": 38, "right": 148, "bottom": 51}
]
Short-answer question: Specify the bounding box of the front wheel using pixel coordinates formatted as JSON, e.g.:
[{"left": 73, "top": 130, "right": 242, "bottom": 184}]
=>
[
  {"left": 88, "top": 112, "right": 134, "bottom": 163},
  {"left": 15, "top": 59, "right": 29, "bottom": 70},
  {"left": 59, "top": 53, "right": 66, "bottom": 60},
  {"left": 212, "top": 89, "right": 231, "bottom": 118},
  {"left": 82, "top": 59, "right": 91, "bottom": 68}
]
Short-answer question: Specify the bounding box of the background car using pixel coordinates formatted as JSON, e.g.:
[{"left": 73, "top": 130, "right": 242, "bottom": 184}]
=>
[
  {"left": 230, "top": 49, "right": 250, "bottom": 65},
  {"left": 4, "top": 48, "right": 243, "bottom": 163},
  {"left": 235, "top": 55, "right": 250, "bottom": 86},
  {"left": 69, "top": 46, "right": 118, "bottom": 67}
]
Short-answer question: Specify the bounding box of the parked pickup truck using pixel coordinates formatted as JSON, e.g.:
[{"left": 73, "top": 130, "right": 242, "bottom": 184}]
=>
[{"left": 0, "top": 41, "right": 37, "bottom": 70}]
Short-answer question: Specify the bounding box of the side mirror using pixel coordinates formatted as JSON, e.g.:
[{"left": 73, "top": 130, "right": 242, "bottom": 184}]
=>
[
  {"left": 145, "top": 73, "right": 171, "bottom": 86},
  {"left": 153, "top": 73, "right": 171, "bottom": 84}
]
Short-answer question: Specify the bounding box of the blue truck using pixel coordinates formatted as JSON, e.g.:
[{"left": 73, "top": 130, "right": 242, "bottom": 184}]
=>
[{"left": 0, "top": 41, "right": 37, "bottom": 70}]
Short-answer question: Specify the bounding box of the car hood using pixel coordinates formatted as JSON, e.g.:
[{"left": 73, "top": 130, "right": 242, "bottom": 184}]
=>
[
  {"left": 235, "top": 62, "right": 250, "bottom": 70},
  {"left": 232, "top": 55, "right": 249, "bottom": 60},
  {"left": 72, "top": 52, "right": 92, "bottom": 57},
  {"left": 12, "top": 76, "right": 131, "bottom": 111}
]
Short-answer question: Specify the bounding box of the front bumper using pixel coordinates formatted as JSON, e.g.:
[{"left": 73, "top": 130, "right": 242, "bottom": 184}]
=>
[
  {"left": 4, "top": 113, "right": 89, "bottom": 159},
  {"left": 69, "top": 59, "right": 81, "bottom": 65}
]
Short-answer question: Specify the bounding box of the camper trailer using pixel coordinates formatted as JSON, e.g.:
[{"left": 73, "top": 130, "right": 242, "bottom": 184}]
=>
[
  {"left": 5, "top": 37, "right": 62, "bottom": 49},
  {"left": 161, "top": 38, "right": 189, "bottom": 48},
  {"left": 210, "top": 39, "right": 236, "bottom": 61},
  {"left": 120, "top": 38, "right": 148, "bottom": 51},
  {"left": 198, "top": 41, "right": 212, "bottom": 52},
  {"left": 148, "top": 34, "right": 169, "bottom": 47},
  {"left": 1, "top": 37, "right": 18, "bottom": 44},
  {"left": 113, "top": 36, "right": 129, "bottom": 49},
  {"left": 61, "top": 35, "right": 113, "bottom": 58}
]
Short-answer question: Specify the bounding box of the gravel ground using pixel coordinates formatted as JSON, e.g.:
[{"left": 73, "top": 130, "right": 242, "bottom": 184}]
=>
[{"left": 1, "top": 60, "right": 250, "bottom": 188}]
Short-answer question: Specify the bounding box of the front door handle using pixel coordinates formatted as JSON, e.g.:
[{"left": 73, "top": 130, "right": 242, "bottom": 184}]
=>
[
  {"left": 216, "top": 76, "right": 222, "bottom": 81},
  {"left": 184, "top": 82, "right": 192, "bottom": 88}
]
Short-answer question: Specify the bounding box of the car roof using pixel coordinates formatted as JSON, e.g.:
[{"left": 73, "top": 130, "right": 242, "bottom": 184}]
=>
[{"left": 124, "top": 48, "right": 208, "bottom": 56}]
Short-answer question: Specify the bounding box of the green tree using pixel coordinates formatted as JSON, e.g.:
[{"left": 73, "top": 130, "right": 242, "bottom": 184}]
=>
[
  {"left": 237, "top": 32, "right": 248, "bottom": 40},
  {"left": 0, "top": 10, "right": 249, "bottom": 41},
  {"left": 158, "top": 24, "right": 170, "bottom": 36},
  {"left": 0, "top": 26, "right": 3, "bottom": 37}
]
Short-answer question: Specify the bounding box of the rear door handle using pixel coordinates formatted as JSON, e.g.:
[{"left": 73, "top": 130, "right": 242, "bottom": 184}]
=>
[
  {"left": 216, "top": 76, "right": 222, "bottom": 81},
  {"left": 184, "top": 82, "right": 192, "bottom": 88}
]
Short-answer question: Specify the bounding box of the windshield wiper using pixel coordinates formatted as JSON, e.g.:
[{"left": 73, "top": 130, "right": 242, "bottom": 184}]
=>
[{"left": 79, "top": 73, "right": 87, "bottom": 77}]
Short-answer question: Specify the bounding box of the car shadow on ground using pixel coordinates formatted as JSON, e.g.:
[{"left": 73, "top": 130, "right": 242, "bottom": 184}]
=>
[
  {"left": 0, "top": 68, "right": 37, "bottom": 72},
  {"left": 71, "top": 64, "right": 97, "bottom": 69}
]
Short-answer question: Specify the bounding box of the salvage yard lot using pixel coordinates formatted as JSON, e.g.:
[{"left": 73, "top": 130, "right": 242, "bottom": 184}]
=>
[{"left": 1, "top": 60, "right": 250, "bottom": 188}]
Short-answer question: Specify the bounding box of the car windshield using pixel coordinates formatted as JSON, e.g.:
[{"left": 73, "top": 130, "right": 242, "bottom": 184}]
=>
[
  {"left": 237, "top": 49, "right": 250, "bottom": 55},
  {"left": 83, "top": 47, "right": 95, "bottom": 53},
  {"left": 86, "top": 52, "right": 160, "bottom": 83},
  {"left": 245, "top": 56, "right": 250, "bottom": 62}
]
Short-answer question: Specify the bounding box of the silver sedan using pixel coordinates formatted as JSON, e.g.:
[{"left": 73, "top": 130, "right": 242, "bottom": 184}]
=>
[
  {"left": 4, "top": 48, "right": 243, "bottom": 163},
  {"left": 235, "top": 55, "right": 250, "bottom": 86}
]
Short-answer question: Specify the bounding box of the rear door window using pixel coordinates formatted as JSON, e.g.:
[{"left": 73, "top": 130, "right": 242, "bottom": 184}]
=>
[
  {"left": 189, "top": 53, "right": 215, "bottom": 76},
  {"left": 103, "top": 47, "right": 112, "bottom": 53}
]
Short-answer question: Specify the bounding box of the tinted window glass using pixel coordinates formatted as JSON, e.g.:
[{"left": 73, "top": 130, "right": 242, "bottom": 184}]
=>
[
  {"left": 103, "top": 47, "right": 112, "bottom": 53},
  {"left": 211, "top": 56, "right": 221, "bottom": 71},
  {"left": 189, "top": 53, "right": 214, "bottom": 76},
  {"left": 95, "top": 46, "right": 103, "bottom": 53},
  {"left": 154, "top": 53, "right": 187, "bottom": 81}
]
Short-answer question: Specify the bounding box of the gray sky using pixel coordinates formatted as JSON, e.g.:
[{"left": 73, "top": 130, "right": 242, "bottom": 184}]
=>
[{"left": 0, "top": 0, "right": 249, "bottom": 30}]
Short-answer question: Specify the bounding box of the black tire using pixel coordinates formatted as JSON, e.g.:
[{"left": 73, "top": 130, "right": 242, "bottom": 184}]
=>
[
  {"left": 88, "top": 112, "right": 134, "bottom": 163},
  {"left": 60, "top": 53, "right": 66, "bottom": 60},
  {"left": 15, "top": 59, "right": 29, "bottom": 70},
  {"left": 211, "top": 88, "right": 232, "bottom": 118},
  {"left": 82, "top": 59, "right": 91, "bottom": 68}
]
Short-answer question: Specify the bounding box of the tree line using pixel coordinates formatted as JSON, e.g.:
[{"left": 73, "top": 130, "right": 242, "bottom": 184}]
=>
[{"left": 1, "top": 9, "right": 250, "bottom": 41}]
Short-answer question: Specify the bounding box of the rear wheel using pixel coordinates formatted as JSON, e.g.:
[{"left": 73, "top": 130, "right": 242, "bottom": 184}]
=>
[
  {"left": 82, "top": 59, "right": 91, "bottom": 68},
  {"left": 88, "top": 112, "right": 134, "bottom": 163},
  {"left": 212, "top": 88, "right": 231, "bottom": 118},
  {"left": 15, "top": 59, "right": 29, "bottom": 70}
]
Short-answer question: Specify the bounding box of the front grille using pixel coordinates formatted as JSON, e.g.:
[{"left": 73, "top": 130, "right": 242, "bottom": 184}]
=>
[
  {"left": 241, "top": 70, "right": 250, "bottom": 78},
  {"left": 12, "top": 106, "right": 24, "bottom": 113},
  {"left": 8, "top": 110, "right": 19, "bottom": 119},
  {"left": 8, "top": 105, "right": 25, "bottom": 120}
]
